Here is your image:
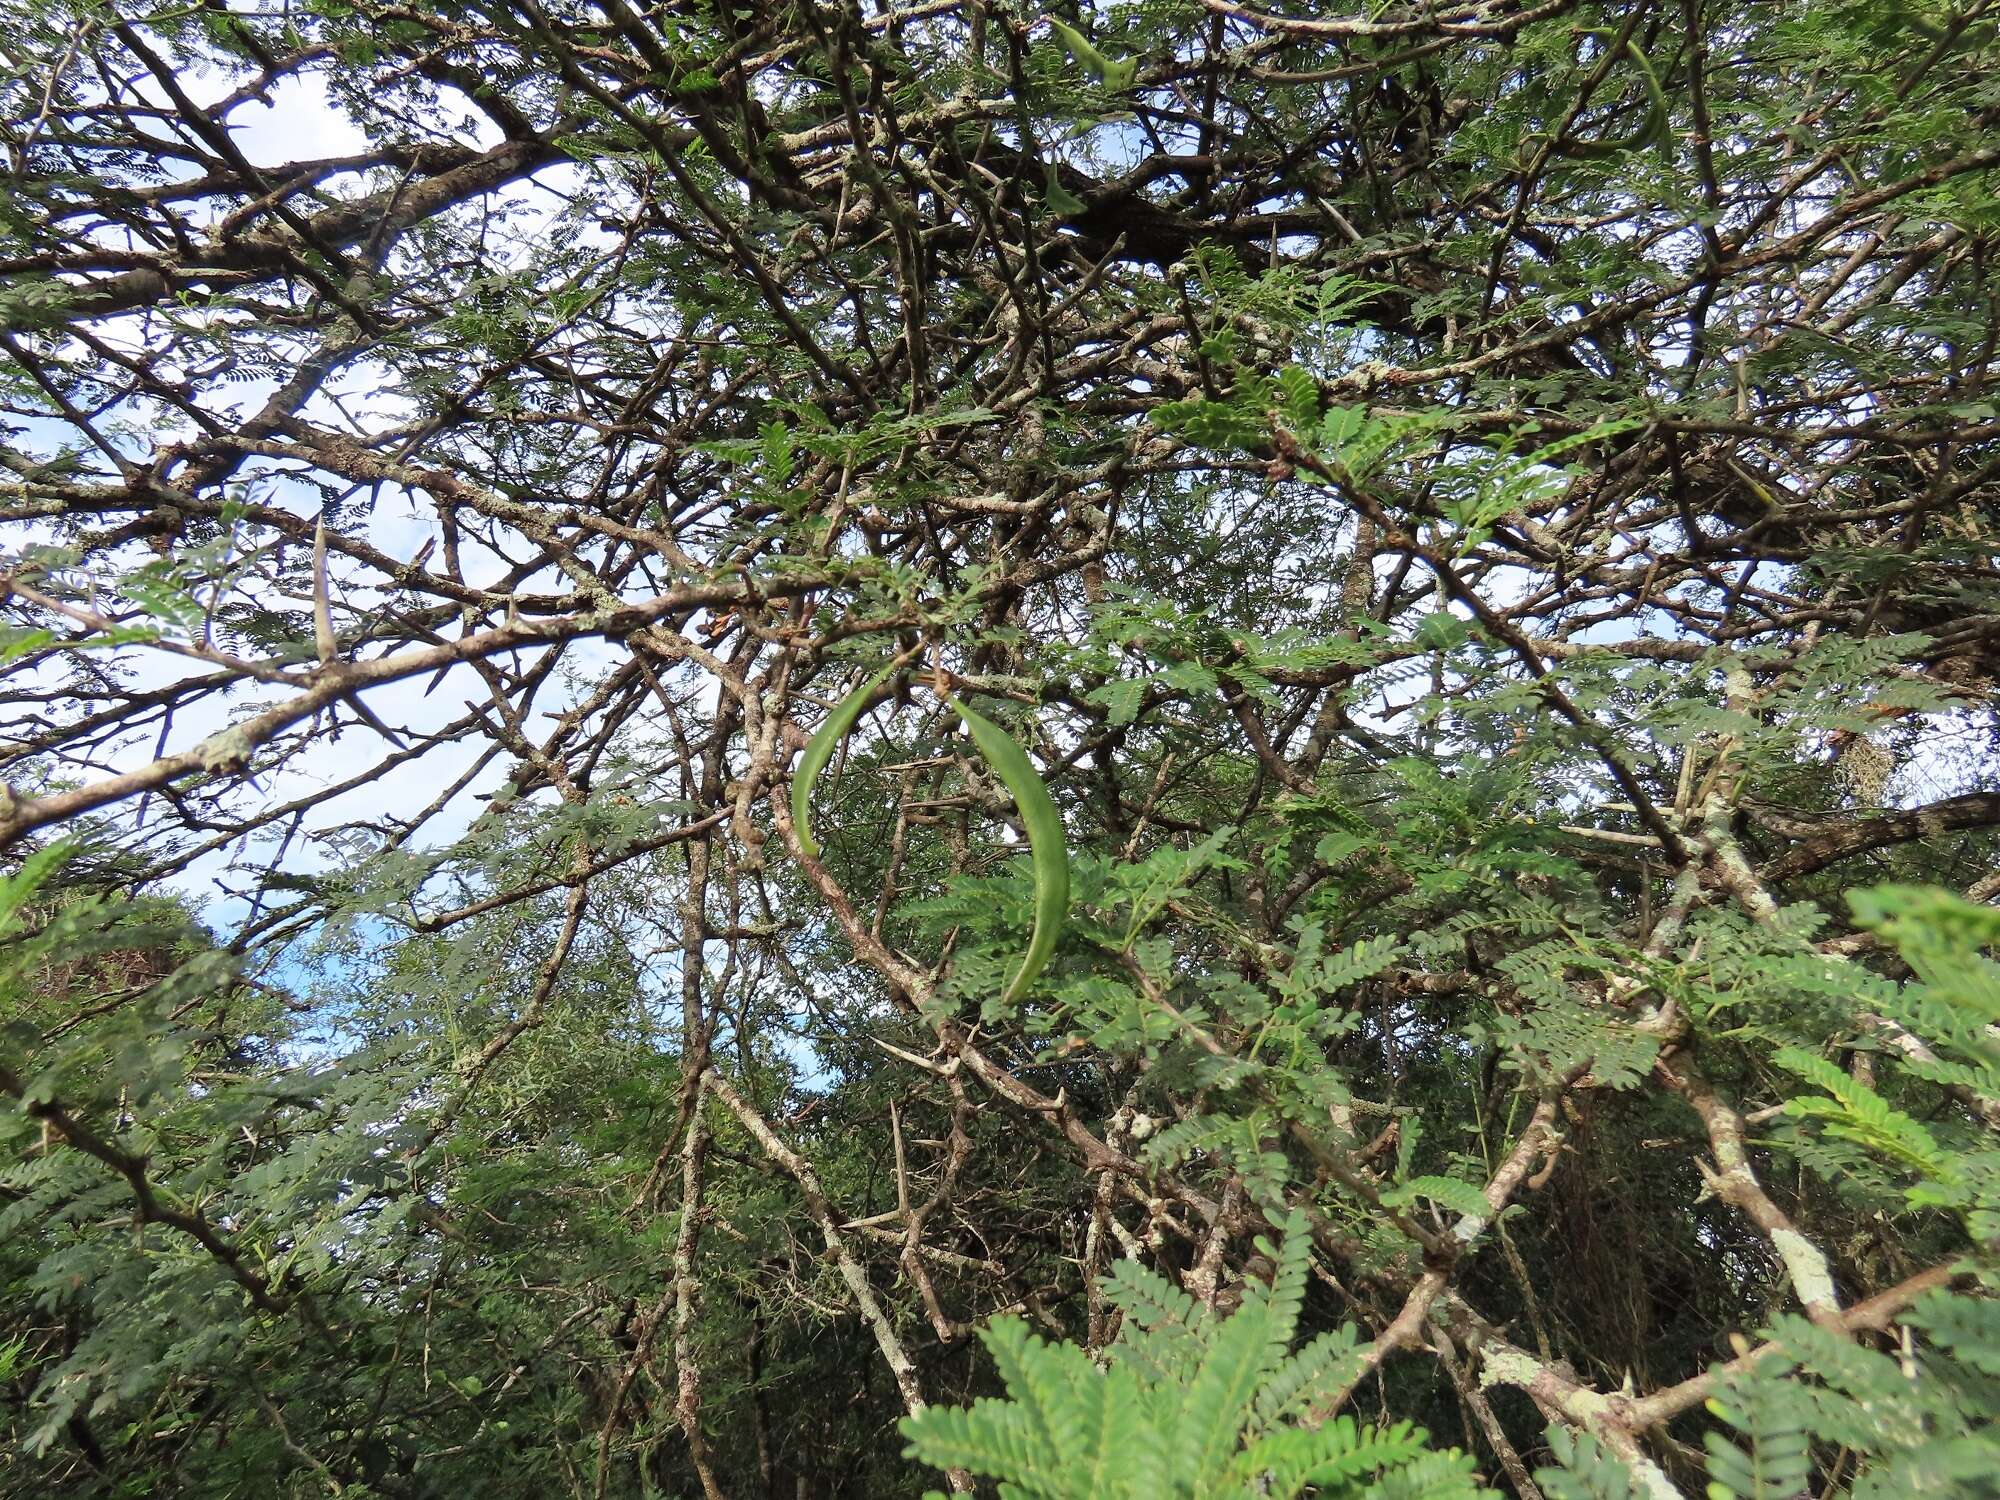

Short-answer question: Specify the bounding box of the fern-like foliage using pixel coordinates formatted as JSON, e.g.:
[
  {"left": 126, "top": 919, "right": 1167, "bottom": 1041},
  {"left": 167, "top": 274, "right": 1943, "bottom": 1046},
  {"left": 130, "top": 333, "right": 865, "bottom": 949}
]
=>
[
  {"left": 1535, "top": 1430, "right": 1641, "bottom": 1500},
  {"left": 1702, "top": 1379, "right": 1813, "bottom": 1500},
  {"left": 1772, "top": 885, "right": 2000, "bottom": 1239},
  {"left": 1691, "top": 1292, "right": 2000, "bottom": 1500},
  {"left": 901, "top": 1214, "right": 1490, "bottom": 1499}
]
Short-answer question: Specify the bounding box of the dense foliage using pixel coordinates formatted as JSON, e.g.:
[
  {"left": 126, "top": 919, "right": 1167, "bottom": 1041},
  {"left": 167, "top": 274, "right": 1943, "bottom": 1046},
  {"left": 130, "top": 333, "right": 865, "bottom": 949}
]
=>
[{"left": 3, "top": 0, "right": 1999, "bottom": 1495}]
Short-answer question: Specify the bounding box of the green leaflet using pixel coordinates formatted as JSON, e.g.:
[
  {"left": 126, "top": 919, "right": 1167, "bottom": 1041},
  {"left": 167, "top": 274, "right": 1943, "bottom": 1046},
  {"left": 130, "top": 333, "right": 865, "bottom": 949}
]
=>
[
  {"left": 949, "top": 698, "right": 1071, "bottom": 1008},
  {"left": 791, "top": 664, "right": 894, "bottom": 860}
]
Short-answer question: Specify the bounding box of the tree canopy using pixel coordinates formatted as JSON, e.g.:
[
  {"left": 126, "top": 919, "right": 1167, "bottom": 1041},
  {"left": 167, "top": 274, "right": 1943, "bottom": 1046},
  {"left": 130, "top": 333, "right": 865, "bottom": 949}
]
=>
[{"left": 3, "top": 0, "right": 2000, "bottom": 1496}]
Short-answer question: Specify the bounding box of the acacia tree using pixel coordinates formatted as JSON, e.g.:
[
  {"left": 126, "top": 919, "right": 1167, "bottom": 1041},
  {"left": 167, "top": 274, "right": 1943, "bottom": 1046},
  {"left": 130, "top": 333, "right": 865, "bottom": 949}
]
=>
[{"left": 3, "top": 0, "right": 2000, "bottom": 1495}]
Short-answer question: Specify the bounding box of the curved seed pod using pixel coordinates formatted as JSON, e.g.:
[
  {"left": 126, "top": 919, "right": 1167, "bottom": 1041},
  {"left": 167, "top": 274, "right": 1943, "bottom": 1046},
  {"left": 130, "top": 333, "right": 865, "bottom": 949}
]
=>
[
  {"left": 791, "top": 665, "right": 894, "bottom": 860},
  {"left": 949, "top": 697, "right": 1071, "bottom": 1007},
  {"left": 1561, "top": 39, "right": 1669, "bottom": 161},
  {"left": 311, "top": 512, "right": 336, "bottom": 666},
  {"left": 1048, "top": 16, "right": 1135, "bottom": 89}
]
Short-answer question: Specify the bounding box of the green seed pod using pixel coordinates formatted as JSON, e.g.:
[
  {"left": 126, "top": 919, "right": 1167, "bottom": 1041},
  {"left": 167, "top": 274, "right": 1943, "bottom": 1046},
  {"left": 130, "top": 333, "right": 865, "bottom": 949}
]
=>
[
  {"left": 791, "top": 665, "right": 893, "bottom": 861},
  {"left": 1561, "top": 39, "right": 1670, "bottom": 162},
  {"left": 949, "top": 698, "right": 1071, "bottom": 1007}
]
